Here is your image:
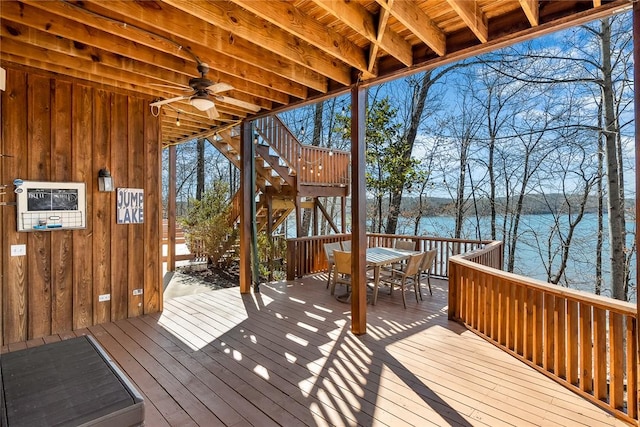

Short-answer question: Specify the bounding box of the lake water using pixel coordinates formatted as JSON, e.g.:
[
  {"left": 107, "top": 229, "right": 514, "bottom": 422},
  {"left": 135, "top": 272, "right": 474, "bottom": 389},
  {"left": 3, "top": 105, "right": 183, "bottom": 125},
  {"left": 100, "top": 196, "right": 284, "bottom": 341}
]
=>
[{"left": 395, "top": 213, "right": 636, "bottom": 300}]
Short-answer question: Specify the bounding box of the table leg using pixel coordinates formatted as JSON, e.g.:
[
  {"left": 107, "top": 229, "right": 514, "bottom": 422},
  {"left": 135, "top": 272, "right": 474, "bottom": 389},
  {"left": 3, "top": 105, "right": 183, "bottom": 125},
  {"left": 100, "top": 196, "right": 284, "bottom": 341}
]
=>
[{"left": 373, "top": 266, "right": 381, "bottom": 305}]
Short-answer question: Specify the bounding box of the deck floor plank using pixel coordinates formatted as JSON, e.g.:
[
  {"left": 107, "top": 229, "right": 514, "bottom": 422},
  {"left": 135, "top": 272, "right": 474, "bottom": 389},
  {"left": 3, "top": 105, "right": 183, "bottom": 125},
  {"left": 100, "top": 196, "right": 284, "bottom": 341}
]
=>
[{"left": 3, "top": 275, "right": 628, "bottom": 426}]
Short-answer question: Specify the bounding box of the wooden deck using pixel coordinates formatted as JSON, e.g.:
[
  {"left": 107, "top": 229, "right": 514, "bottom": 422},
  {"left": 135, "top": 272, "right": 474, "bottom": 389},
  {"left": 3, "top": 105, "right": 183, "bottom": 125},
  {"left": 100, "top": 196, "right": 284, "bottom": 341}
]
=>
[{"left": 3, "top": 275, "right": 627, "bottom": 427}]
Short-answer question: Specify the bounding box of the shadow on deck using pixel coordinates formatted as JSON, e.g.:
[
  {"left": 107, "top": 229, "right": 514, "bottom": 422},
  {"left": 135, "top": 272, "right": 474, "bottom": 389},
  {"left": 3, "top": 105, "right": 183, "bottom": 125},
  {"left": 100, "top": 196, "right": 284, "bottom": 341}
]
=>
[{"left": 4, "top": 275, "right": 625, "bottom": 426}]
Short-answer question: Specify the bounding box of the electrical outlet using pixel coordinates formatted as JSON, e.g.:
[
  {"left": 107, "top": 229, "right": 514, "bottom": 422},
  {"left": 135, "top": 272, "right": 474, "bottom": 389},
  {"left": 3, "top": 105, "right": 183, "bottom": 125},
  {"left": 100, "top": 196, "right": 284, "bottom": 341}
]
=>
[
  {"left": 132, "top": 289, "right": 143, "bottom": 296},
  {"left": 11, "top": 244, "right": 26, "bottom": 257},
  {"left": 98, "top": 294, "right": 111, "bottom": 302}
]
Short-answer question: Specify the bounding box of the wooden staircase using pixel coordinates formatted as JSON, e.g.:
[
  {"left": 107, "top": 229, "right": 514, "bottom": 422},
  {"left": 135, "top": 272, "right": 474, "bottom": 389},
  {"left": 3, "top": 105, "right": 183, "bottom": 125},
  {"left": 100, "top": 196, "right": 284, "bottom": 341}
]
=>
[{"left": 208, "top": 115, "right": 350, "bottom": 234}]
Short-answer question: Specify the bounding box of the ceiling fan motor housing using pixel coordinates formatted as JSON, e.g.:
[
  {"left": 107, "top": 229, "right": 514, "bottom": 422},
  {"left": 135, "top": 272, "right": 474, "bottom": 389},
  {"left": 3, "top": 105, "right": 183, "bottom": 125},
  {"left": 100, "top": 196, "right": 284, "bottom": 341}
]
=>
[{"left": 189, "top": 77, "right": 213, "bottom": 90}]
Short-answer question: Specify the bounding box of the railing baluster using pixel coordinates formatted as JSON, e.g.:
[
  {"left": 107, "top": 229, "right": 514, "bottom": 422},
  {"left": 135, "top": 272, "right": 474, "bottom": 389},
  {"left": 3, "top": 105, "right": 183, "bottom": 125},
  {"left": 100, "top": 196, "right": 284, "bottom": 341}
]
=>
[
  {"left": 580, "top": 303, "right": 594, "bottom": 394},
  {"left": 567, "top": 300, "right": 579, "bottom": 386},
  {"left": 626, "top": 316, "right": 638, "bottom": 419},
  {"left": 533, "top": 290, "right": 544, "bottom": 366},
  {"left": 544, "top": 293, "right": 555, "bottom": 372},
  {"left": 593, "top": 307, "right": 607, "bottom": 401},
  {"left": 507, "top": 281, "right": 515, "bottom": 350},
  {"left": 554, "top": 296, "right": 566, "bottom": 379},
  {"left": 515, "top": 284, "right": 524, "bottom": 356},
  {"left": 524, "top": 288, "right": 534, "bottom": 361},
  {"left": 609, "top": 312, "right": 624, "bottom": 410}
]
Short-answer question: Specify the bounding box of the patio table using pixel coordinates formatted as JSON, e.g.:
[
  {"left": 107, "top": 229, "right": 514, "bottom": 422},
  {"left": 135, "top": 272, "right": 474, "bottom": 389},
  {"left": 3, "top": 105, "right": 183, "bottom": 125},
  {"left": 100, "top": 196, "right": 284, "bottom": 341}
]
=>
[{"left": 366, "top": 247, "right": 419, "bottom": 305}]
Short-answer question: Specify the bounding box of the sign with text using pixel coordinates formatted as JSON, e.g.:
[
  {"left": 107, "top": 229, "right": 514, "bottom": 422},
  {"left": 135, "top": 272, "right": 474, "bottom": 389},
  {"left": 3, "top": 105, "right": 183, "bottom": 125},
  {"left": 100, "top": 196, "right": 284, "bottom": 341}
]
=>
[{"left": 116, "top": 188, "right": 144, "bottom": 224}]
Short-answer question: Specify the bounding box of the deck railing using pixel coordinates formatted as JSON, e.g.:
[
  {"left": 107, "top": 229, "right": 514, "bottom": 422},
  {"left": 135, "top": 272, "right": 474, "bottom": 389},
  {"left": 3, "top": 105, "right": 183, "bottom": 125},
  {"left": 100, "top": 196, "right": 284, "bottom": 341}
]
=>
[
  {"left": 286, "top": 233, "right": 491, "bottom": 280},
  {"left": 253, "top": 116, "right": 350, "bottom": 187},
  {"left": 449, "top": 242, "right": 638, "bottom": 424}
]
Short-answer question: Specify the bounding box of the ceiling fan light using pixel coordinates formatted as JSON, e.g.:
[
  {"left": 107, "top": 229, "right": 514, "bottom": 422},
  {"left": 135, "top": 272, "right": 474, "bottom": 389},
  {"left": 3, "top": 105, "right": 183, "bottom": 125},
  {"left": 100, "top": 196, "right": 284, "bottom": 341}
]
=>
[{"left": 190, "top": 95, "right": 215, "bottom": 111}]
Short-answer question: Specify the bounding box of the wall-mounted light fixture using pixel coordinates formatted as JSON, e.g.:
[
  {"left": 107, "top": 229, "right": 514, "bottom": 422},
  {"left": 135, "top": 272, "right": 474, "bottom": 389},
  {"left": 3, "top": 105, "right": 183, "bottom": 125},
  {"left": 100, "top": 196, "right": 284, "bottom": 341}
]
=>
[
  {"left": 98, "top": 168, "right": 114, "bottom": 192},
  {"left": 176, "top": 112, "right": 181, "bottom": 127}
]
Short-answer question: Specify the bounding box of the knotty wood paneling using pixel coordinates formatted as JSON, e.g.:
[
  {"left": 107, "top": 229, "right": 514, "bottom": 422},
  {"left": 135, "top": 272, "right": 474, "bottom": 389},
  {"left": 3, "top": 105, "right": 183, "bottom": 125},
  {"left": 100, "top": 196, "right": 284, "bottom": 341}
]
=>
[
  {"left": 93, "top": 89, "right": 112, "bottom": 326},
  {"left": 110, "top": 93, "right": 128, "bottom": 322},
  {"left": 51, "top": 80, "right": 73, "bottom": 334},
  {"left": 72, "top": 84, "right": 94, "bottom": 329},
  {"left": 128, "top": 97, "right": 144, "bottom": 318},
  {"left": 0, "top": 67, "right": 162, "bottom": 344},
  {"left": 3, "top": 69, "right": 28, "bottom": 344},
  {"left": 27, "top": 74, "right": 52, "bottom": 339}
]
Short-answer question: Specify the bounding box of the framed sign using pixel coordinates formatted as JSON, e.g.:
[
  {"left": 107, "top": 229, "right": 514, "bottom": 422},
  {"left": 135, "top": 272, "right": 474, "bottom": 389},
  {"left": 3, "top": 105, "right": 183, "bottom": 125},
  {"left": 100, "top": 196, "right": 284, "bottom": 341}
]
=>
[
  {"left": 15, "top": 180, "right": 86, "bottom": 232},
  {"left": 117, "top": 188, "right": 144, "bottom": 224}
]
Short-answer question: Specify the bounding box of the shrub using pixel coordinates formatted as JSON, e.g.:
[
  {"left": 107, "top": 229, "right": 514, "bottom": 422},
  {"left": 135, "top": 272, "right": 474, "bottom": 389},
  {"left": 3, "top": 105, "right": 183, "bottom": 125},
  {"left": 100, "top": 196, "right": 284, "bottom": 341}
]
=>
[{"left": 180, "top": 181, "right": 234, "bottom": 265}]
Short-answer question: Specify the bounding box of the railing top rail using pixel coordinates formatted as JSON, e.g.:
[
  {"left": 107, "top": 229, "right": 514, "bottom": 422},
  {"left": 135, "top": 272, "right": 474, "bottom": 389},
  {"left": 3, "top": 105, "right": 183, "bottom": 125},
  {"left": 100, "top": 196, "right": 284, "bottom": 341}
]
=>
[
  {"left": 287, "top": 233, "right": 352, "bottom": 243},
  {"left": 451, "top": 247, "right": 636, "bottom": 316},
  {"left": 366, "top": 232, "right": 494, "bottom": 245}
]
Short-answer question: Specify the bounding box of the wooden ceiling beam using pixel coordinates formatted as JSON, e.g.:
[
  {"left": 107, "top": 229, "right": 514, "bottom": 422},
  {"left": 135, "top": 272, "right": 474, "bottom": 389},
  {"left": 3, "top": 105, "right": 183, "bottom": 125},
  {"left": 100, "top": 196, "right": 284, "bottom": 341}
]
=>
[
  {"left": 0, "top": 52, "right": 152, "bottom": 96},
  {"left": 232, "top": 0, "right": 374, "bottom": 79},
  {"left": 446, "top": 0, "right": 489, "bottom": 43},
  {"left": 366, "top": 1, "right": 393, "bottom": 74},
  {"left": 310, "top": 0, "right": 412, "bottom": 67},
  {"left": 0, "top": 21, "right": 289, "bottom": 105},
  {"left": 160, "top": 0, "right": 340, "bottom": 89},
  {"left": 11, "top": 1, "right": 307, "bottom": 99},
  {"left": 379, "top": 0, "right": 446, "bottom": 56},
  {"left": 84, "top": 0, "right": 320, "bottom": 95},
  {"left": 0, "top": 36, "right": 268, "bottom": 116},
  {"left": 519, "top": 0, "right": 540, "bottom": 27}
]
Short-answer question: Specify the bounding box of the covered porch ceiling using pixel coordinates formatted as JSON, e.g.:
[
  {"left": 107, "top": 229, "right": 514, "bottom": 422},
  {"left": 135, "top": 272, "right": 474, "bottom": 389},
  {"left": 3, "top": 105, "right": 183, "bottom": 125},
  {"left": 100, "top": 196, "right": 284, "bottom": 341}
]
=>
[{"left": 1, "top": 0, "right": 634, "bottom": 147}]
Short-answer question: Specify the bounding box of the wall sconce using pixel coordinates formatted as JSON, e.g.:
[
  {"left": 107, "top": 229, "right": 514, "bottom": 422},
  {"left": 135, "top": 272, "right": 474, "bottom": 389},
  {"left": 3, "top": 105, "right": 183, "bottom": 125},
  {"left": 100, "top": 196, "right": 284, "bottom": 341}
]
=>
[{"left": 98, "top": 168, "right": 114, "bottom": 192}]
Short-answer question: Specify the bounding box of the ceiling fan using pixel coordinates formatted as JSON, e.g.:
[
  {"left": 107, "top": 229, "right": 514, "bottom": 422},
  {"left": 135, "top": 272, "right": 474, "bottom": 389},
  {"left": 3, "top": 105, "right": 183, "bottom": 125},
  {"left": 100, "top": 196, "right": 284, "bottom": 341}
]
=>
[{"left": 149, "top": 63, "right": 261, "bottom": 120}]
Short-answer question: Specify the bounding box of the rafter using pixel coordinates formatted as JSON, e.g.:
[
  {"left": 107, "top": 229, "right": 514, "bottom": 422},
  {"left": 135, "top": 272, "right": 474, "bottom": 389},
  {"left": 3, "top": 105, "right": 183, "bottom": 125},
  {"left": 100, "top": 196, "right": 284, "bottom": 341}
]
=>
[
  {"left": 160, "top": 0, "right": 342, "bottom": 89},
  {"left": 446, "top": 0, "right": 489, "bottom": 43},
  {"left": 233, "top": 0, "right": 374, "bottom": 79},
  {"left": 519, "top": 0, "right": 540, "bottom": 27},
  {"left": 311, "top": 0, "right": 412, "bottom": 68},
  {"left": 15, "top": 1, "right": 308, "bottom": 98},
  {"left": 0, "top": 22, "right": 288, "bottom": 105},
  {"left": 378, "top": 0, "right": 446, "bottom": 56},
  {"left": 86, "top": 0, "right": 320, "bottom": 95}
]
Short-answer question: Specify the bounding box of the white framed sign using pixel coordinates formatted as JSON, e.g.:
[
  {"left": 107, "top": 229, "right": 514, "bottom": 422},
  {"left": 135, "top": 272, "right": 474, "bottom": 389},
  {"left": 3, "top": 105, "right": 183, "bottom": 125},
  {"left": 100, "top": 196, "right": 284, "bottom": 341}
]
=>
[{"left": 116, "top": 188, "right": 144, "bottom": 224}]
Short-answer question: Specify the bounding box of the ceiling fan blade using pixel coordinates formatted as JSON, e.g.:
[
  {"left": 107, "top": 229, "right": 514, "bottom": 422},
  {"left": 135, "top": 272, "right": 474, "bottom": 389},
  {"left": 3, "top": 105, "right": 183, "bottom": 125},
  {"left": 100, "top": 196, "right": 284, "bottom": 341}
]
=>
[
  {"left": 149, "top": 82, "right": 192, "bottom": 92},
  {"left": 215, "top": 96, "right": 261, "bottom": 112},
  {"left": 206, "top": 82, "right": 234, "bottom": 94},
  {"left": 206, "top": 105, "right": 220, "bottom": 120},
  {"left": 150, "top": 96, "right": 188, "bottom": 107}
]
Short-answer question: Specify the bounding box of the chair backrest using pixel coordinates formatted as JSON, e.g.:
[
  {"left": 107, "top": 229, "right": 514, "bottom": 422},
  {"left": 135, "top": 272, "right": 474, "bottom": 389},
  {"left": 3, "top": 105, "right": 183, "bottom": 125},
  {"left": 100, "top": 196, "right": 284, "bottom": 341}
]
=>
[
  {"left": 341, "top": 240, "right": 352, "bottom": 251},
  {"left": 421, "top": 249, "right": 437, "bottom": 273},
  {"left": 333, "top": 250, "right": 352, "bottom": 276},
  {"left": 405, "top": 252, "right": 425, "bottom": 277},
  {"left": 323, "top": 241, "right": 342, "bottom": 262},
  {"left": 395, "top": 240, "right": 416, "bottom": 251}
]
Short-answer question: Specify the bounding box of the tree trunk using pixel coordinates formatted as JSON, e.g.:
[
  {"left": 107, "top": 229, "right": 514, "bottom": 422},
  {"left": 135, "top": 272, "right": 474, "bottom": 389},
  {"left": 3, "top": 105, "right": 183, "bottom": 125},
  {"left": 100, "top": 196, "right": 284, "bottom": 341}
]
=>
[
  {"left": 386, "top": 71, "right": 432, "bottom": 234},
  {"left": 196, "top": 138, "right": 205, "bottom": 201},
  {"left": 454, "top": 141, "right": 469, "bottom": 239},
  {"left": 600, "top": 18, "right": 627, "bottom": 300},
  {"left": 595, "top": 105, "right": 604, "bottom": 295}
]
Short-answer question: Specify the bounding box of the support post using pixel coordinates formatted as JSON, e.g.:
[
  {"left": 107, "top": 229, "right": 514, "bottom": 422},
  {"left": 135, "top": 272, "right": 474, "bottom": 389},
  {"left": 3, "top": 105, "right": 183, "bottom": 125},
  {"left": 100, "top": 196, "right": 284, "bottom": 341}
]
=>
[
  {"left": 167, "top": 145, "right": 176, "bottom": 272},
  {"left": 240, "top": 121, "right": 253, "bottom": 293},
  {"left": 341, "top": 196, "right": 347, "bottom": 234},
  {"left": 350, "top": 84, "right": 367, "bottom": 335},
  {"left": 633, "top": 0, "right": 640, "bottom": 420}
]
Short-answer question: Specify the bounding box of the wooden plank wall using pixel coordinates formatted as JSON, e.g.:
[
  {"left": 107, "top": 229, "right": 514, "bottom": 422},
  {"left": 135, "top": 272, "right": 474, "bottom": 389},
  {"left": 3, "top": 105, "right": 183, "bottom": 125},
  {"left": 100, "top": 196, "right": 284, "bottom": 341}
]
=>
[{"left": 0, "top": 67, "right": 162, "bottom": 346}]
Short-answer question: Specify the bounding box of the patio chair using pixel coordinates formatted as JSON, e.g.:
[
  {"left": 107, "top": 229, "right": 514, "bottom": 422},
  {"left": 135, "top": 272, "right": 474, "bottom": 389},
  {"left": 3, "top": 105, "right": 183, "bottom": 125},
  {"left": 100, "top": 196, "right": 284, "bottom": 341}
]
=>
[
  {"left": 388, "top": 239, "right": 417, "bottom": 271},
  {"left": 323, "top": 241, "right": 343, "bottom": 289},
  {"left": 341, "top": 240, "right": 351, "bottom": 251},
  {"left": 394, "top": 240, "right": 416, "bottom": 251},
  {"left": 330, "top": 250, "right": 352, "bottom": 297},
  {"left": 418, "top": 249, "right": 438, "bottom": 297},
  {"left": 379, "top": 252, "right": 425, "bottom": 309}
]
